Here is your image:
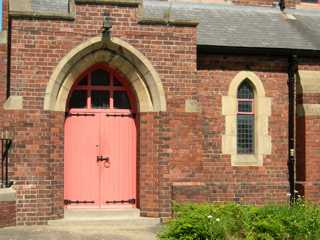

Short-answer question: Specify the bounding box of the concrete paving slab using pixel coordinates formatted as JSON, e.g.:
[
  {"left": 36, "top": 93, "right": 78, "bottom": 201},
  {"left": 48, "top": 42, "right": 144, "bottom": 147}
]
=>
[
  {"left": 0, "top": 209, "right": 161, "bottom": 240},
  {"left": 0, "top": 224, "right": 161, "bottom": 240}
]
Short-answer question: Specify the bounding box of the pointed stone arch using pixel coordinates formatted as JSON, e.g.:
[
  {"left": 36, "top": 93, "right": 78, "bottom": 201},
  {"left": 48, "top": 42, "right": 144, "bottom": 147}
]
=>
[
  {"left": 44, "top": 36, "right": 166, "bottom": 112},
  {"left": 227, "top": 71, "right": 266, "bottom": 97}
]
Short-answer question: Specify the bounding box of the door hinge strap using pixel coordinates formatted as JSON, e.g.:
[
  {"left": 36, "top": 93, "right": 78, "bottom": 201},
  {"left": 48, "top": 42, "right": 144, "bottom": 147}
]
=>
[
  {"left": 67, "top": 113, "right": 95, "bottom": 117},
  {"left": 105, "top": 199, "right": 136, "bottom": 204},
  {"left": 64, "top": 199, "right": 95, "bottom": 205},
  {"left": 105, "top": 113, "right": 136, "bottom": 118}
]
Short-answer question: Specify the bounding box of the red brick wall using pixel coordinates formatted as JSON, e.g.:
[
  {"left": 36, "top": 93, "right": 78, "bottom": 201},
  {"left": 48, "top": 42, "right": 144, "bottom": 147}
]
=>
[
  {"left": 2, "top": 3, "right": 197, "bottom": 223},
  {"left": 172, "top": 183, "right": 208, "bottom": 203},
  {"left": 296, "top": 60, "right": 320, "bottom": 202},
  {"left": 1, "top": 2, "right": 318, "bottom": 225},
  {"left": 196, "top": 54, "right": 290, "bottom": 205},
  {"left": 139, "top": 113, "right": 160, "bottom": 217},
  {"left": 0, "top": 0, "right": 7, "bottom": 105},
  {"left": 0, "top": 42, "right": 6, "bottom": 105},
  {"left": 2, "top": 0, "right": 7, "bottom": 31},
  {"left": 0, "top": 201, "right": 16, "bottom": 227},
  {"left": 0, "top": 0, "right": 8, "bottom": 137}
]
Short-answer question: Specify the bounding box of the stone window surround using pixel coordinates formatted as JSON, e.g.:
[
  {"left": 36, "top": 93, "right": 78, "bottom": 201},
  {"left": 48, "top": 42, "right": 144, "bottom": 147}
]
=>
[{"left": 222, "top": 71, "right": 272, "bottom": 166}]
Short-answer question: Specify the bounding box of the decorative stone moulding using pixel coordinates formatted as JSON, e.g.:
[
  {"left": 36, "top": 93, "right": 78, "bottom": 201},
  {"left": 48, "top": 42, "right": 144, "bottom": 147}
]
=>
[
  {"left": 9, "top": 0, "right": 76, "bottom": 20},
  {"left": 44, "top": 36, "right": 167, "bottom": 113}
]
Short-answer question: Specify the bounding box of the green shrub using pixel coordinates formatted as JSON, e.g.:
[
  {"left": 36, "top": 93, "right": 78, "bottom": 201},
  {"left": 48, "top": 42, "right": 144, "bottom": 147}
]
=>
[{"left": 158, "top": 201, "right": 320, "bottom": 240}]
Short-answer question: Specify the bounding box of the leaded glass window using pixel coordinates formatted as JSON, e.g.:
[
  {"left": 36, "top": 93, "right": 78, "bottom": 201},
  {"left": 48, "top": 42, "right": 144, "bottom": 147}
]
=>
[
  {"left": 237, "top": 80, "right": 254, "bottom": 154},
  {"left": 67, "top": 66, "right": 133, "bottom": 112}
]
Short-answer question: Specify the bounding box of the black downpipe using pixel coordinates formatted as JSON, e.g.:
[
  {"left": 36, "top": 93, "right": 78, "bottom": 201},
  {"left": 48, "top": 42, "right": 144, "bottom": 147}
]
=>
[
  {"left": 6, "top": 13, "right": 12, "bottom": 99},
  {"left": 279, "top": 0, "right": 286, "bottom": 11},
  {"left": 288, "top": 55, "right": 298, "bottom": 203}
]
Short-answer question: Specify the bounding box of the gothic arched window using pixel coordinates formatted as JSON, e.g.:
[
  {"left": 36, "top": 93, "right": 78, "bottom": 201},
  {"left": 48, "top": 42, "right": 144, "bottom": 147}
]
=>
[{"left": 237, "top": 80, "right": 254, "bottom": 154}]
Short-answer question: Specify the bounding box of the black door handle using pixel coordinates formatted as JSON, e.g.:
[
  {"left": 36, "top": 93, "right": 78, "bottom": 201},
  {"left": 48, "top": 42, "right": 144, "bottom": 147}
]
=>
[
  {"left": 97, "top": 156, "right": 109, "bottom": 162},
  {"left": 102, "top": 157, "right": 109, "bottom": 162}
]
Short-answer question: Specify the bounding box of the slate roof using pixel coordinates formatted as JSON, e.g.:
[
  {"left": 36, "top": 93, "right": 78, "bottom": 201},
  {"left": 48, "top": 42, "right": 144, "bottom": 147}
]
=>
[{"left": 142, "top": 1, "right": 320, "bottom": 52}]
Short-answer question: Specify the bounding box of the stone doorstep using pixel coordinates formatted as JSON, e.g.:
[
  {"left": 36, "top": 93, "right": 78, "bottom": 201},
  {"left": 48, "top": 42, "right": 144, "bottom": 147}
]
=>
[
  {"left": 48, "top": 208, "right": 161, "bottom": 226},
  {"left": 0, "top": 188, "right": 16, "bottom": 202},
  {"left": 64, "top": 208, "right": 141, "bottom": 220}
]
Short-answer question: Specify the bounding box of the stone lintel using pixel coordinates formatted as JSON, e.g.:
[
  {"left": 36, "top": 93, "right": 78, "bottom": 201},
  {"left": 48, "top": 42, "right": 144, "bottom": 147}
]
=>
[
  {"left": 3, "top": 96, "right": 23, "bottom": 110},
  {"left": 185, "top": 99, "right": 201, "bottom": 113},
  {"left": 172, "top": 182, "right": 206, "bottom": 187},
  {"left": 297, "top": 104, "right": 320, "bottom": 117},
  {"left": 0, "top": 31, "right": 8, "bottom": 44},
  {"left": 137, "top": 4, "right": 199, "bottom": 27},
  {"left": 297, "top": 70, "right": 320, "bottom": 94},
  {"left": 9, "top": 0, "right": 75, "bottom": 20},
  {"left": 0, "top": 188, "right": 16, "bottom": 202}
]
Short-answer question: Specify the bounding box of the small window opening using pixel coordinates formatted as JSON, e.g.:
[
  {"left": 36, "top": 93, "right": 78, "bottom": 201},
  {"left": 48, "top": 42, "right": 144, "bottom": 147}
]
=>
[{"left": 237, "top": 80, "right": 255, "bottom": 154}]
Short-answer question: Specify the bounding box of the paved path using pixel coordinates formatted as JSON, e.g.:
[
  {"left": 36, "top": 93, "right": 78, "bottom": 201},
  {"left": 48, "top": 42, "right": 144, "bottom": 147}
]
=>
[{"left": 0, "top": 223, "right": 160, "bottom": 240}]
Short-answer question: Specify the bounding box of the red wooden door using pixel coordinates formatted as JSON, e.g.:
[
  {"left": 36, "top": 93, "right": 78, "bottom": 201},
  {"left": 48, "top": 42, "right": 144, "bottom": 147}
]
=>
[
  {"left": 100, "top": 114, "right": 136, "bottom": 207},
  {"left": 64, "top": 65, "right": 137, "bottom": 208}
]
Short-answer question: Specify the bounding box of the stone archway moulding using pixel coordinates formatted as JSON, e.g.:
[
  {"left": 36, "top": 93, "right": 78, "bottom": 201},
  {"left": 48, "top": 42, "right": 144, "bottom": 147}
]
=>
[{"left": 44, "top": 36, "right": 167, "bottom": 112}]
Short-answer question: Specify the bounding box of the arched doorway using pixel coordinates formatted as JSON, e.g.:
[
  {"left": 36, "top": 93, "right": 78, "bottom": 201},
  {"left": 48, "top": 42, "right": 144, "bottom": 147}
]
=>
[{"left": 64, "top": 64, "right": 137, "bottom": 208}]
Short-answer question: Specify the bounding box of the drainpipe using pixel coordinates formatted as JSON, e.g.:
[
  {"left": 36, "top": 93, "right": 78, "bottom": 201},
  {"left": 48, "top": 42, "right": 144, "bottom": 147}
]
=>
[
  {"left": 288, "top": 55, "right": 298, "bottom": 204},
  {"left": 6, "top": 4, "right": 12, "bottom": 99},
  {"left": 279, "top": 0, "right": 286, "bottom": 11}
]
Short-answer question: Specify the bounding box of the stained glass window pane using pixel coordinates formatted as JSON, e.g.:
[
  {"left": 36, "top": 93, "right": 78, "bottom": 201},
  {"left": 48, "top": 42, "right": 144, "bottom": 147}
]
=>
[
  {"left": 114, "top": 91, "right": 131, "bottom": 109},
  {"left": 113, "top": 77, "right": 123, "bottom": 86},
  {"left": 238, "top": 81, "right": 254, "bottom": 99},
  {"left": 78, "top": 76, "right": 88, "bottom": 86},
  {"left": 91, "top": 69, "right": 110, "bottom": 86},
  {"left": 237, "top": 115, "right": 254, "bottom": 154},
  {"left": 92, "top": 91, "right": 110, "bottom": 109},
  {"left": 238, "top": 101, "right": 253, "bottom": 113},
  {"left": 69, "top": 90, "right": 87, "bottom": 109}
]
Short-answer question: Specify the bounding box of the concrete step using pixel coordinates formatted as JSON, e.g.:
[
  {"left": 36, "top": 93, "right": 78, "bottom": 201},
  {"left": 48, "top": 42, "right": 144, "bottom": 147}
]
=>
[
  {"left": 65, "top": 208, "right": 141, "bottom": 220},
  {"left": 48, "top": 209, "right": 161, "bottom": 227}
]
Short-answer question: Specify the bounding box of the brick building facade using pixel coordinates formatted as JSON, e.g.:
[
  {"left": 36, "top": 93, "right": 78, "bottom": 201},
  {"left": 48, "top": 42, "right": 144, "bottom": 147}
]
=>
[{"left": 0, "top": 0, "right": 319, "bottom": 226}]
